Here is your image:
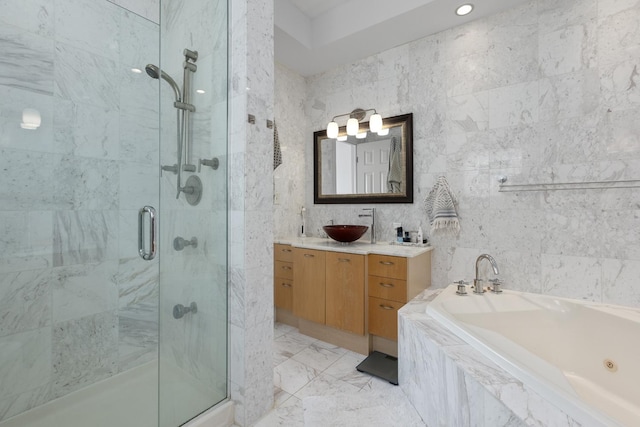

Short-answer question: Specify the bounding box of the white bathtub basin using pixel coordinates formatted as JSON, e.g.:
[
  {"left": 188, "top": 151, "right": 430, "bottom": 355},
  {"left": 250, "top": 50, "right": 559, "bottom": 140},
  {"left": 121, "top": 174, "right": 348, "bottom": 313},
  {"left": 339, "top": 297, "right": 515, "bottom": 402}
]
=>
[{"left": 426, "top": 285, "right": 640, "bottom": 427}]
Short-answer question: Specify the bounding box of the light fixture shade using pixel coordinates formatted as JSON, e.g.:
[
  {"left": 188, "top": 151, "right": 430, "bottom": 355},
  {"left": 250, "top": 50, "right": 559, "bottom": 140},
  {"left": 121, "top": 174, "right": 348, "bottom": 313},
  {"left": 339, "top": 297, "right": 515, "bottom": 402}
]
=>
[
  {"left": 369, "top": 113, "right": 383, "bottom": 133},
  {"left": 377, "top": 128, "right": 389, "bottom": 136},
  {"left": 356, "top": 132, "right": 367, "bottom": 139},
  {"left": 346, "top": 118, "right": 359, "bottom": 136},
  {"left": 21, "top": 108, "right": 41, "bottom": 130},
  {"left": 327, "top": 121, "right": 339, "bottom": 138},
  {"left": 337, "top": 135, "right": 348, "bottom": 142}
]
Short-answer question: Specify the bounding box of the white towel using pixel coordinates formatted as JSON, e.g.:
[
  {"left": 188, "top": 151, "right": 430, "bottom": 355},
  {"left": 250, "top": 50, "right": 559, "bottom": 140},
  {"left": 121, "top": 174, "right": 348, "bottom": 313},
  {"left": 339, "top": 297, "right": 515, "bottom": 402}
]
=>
[{"left": 424, "top": 176, "right": 460, "bottom": 236}]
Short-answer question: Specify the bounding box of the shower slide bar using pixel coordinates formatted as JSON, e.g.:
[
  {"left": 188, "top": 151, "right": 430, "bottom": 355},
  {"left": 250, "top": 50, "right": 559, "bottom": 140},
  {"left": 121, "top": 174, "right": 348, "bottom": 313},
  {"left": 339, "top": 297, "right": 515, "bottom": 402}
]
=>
[{"left": 497, "top": 176, "right": 640, "bottom": 192}]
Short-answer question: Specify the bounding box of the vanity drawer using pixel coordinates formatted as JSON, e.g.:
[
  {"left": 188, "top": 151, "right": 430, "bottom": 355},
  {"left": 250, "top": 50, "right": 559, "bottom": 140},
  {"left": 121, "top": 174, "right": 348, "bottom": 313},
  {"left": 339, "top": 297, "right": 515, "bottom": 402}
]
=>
[
  {"left": 368, "top": 275, "right": 407, "bottom": 303},
  {"left": 274, "top": 260, "right": 293, "bottom": 280},
  {"left": 275, "top": 278, "right": 293, "bottom": 310},
  {"left": 368, "top": 254, "right": 407, "bottom": 280},
  {"left": 368, "top": 296, "right": 404, "bottom": 341},
  {"left": 274, "top": 244, "right": 294, "bottom": 262}
]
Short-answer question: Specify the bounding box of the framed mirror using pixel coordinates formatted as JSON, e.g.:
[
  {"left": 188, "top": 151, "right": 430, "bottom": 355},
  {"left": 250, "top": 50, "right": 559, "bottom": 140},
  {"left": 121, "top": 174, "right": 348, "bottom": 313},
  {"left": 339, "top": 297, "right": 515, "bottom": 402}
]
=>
[{"left": 314, "top": 113, "right": 413, "bottom": 204}]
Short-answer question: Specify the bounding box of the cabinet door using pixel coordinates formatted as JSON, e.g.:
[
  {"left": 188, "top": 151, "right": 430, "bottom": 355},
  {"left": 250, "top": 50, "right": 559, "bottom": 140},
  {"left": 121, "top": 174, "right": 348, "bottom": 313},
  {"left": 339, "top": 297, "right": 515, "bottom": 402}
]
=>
[
  {"left": 325, "top": 252, "right": 365, "bottom": 335},
  {"left": 368, "top": 296, "right": 404, "bottom": 340},
  {"left": 274, "top": 278, "right": 293, "bottom": 310},
  {"left": 293, "top": 248, "right": 326, "bottom": 324}
]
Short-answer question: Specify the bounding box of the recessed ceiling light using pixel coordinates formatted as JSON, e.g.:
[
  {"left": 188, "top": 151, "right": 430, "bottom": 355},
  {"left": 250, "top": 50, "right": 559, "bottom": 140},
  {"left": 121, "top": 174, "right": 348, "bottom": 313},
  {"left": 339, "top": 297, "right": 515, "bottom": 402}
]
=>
[
  {"left": 456, "top": 4, "right": 474, "bottom": 16},
  {"left": 131, "top": 68, "right": 142, "bottom": 74},
  {"left": 196, "top": 89, "right": 206, "bottom": 94}
]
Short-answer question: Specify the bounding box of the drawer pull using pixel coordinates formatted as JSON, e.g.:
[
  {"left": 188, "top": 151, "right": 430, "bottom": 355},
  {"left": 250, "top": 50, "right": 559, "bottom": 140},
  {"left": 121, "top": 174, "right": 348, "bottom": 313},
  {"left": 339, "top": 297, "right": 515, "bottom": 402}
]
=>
[
  {"left": 281, "top": 282, "right": 292, "bottom": 288},
  {"left": 379, "top": 283, "right": 394, "bottom": 288},
  {"left": 379, "top": 304, "right": 395, "bottom": 310},
  {"left": 338, "top": 258, "right": 351, "bottom": 262},
  {"left": 379, "top": 261, "right": 395, "bottom": 266},
  {"left": 282, "top": 248, "right": 292, "bottom": 253},
  {"left": 304, "top": 254, "right": 315, "bottom": 258},
  {"left": 281, "top": 266, "right": 292, "bottom": 270}
]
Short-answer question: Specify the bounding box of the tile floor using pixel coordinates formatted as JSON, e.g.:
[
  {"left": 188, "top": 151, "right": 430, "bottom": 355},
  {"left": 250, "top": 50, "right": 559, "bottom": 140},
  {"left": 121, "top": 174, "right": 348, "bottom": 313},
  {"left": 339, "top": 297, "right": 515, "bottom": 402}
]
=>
[{"left": 253, "top": 323, "right": 426, "bottom": 426}]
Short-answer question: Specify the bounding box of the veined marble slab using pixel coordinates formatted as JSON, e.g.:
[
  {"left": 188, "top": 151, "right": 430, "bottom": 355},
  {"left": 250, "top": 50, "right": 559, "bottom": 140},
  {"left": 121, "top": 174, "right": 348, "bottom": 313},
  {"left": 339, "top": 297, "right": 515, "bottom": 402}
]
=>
[{"left": 275, "top": 236, "right": 432, "bottom": 258}]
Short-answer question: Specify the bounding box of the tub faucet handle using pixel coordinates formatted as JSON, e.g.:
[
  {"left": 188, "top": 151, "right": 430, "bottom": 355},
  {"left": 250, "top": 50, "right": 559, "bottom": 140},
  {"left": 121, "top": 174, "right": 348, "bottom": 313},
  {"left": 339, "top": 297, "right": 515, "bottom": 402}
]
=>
[
  {"left": 489, "top": 278, "right": 503, "bottom": 294},
  {"left": 454, "top": 280, "right": 469, "bottom": 295}
]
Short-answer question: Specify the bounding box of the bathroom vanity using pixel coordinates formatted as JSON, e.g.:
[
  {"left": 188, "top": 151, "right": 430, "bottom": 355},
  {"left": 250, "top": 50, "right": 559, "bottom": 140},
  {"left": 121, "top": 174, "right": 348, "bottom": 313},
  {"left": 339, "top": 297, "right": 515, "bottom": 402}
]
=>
[{"left": 274, "top": 238, "right": 431, "bottom": 355}]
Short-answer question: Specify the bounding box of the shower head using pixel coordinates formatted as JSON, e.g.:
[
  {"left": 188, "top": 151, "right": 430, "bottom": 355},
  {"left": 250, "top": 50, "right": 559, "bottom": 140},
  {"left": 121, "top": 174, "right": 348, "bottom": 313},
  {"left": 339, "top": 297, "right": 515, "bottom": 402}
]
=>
[{"left": 145, "top": 64, "right": 181, "bottom": 101}]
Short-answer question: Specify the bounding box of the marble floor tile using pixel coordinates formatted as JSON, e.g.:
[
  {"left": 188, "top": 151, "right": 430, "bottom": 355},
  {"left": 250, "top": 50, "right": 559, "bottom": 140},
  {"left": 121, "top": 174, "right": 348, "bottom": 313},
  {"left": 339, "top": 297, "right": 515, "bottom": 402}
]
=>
[
  {"left": 273, "top": 358, "right": 318, "bottom": 395},
  {"left": 255, "top": 395, "right": 304, "bottom": 427},
  {"left": 258, "top": 323, "right": 427, "bottom": 426},
  {"left": 291, "top": 342, "right": 344, "bottom": 372}
]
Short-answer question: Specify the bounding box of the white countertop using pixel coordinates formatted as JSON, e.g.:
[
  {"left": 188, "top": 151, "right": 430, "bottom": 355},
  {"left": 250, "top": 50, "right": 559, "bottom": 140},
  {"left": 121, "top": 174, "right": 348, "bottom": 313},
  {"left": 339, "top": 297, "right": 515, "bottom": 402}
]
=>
[{"left": 275, "top": 236, "right": 433, "bottom": 258}]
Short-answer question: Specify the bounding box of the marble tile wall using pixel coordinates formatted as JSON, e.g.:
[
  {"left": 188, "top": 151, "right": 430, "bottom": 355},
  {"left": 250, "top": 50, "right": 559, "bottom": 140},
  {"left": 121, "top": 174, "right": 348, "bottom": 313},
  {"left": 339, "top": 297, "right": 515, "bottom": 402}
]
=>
[
  {"left": 275, "top": 0, "right": 640, "bottom": 308},
  {"left": 0, "top": 0, "right": 160, "bottom": 421},
  {"left": 228, "top": 1, "right": 276, "bottom": 425}
]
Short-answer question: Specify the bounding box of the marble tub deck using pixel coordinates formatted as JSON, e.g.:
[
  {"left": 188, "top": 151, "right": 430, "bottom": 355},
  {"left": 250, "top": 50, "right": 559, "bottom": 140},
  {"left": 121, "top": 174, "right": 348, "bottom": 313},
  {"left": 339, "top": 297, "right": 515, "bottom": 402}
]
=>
[
  {"left": 255, "top": 323, "right": 425, "bottom": 426},
  {"left": 399, "top": 289, "right": 588, "bottom": 427}
]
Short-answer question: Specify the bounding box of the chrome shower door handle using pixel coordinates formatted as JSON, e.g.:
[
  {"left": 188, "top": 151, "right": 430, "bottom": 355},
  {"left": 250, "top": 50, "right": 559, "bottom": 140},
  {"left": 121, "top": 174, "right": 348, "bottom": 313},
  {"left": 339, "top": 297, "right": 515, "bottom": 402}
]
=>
[{"left": 138, "top": 206, "right": 157, "bottom": 260}]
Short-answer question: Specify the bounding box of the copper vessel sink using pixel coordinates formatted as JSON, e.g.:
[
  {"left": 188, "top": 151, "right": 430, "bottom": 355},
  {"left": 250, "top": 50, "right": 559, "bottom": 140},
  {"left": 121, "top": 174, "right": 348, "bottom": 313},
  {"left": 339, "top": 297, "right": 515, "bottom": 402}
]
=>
[{"left": 323, "top": 225, "right": 368, "bottom": 243}]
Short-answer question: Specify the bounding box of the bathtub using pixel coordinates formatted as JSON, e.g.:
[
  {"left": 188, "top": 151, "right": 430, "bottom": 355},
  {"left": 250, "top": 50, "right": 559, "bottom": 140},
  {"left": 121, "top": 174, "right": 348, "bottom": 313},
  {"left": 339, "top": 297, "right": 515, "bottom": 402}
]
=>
[{"left": 426, "top": 285, "right": 640, "bottom": 427}]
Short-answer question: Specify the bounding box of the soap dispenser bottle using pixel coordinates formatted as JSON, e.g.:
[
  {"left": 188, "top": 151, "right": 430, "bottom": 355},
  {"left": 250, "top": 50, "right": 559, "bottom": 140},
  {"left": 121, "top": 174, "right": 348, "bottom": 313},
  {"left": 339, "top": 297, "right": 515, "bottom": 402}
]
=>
[{"left": 417, "top": 223, "right": 423, "bottom": 244}]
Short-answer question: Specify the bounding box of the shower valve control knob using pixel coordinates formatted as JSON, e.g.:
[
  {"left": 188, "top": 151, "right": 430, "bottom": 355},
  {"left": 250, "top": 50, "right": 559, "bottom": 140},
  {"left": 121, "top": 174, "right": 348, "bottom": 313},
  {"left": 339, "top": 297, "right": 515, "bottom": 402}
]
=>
[
  {"left": 199, "top": 157, "right": 219, "bottom": 172},
  {"left": 173, "top": 236, "right": 198, "bottom": 251},
  {"left": 161, "top": 164, "right": 179, "bottom": 175},
  {"left": 173, "top": 302, "right": 198, "bottom": 319}
]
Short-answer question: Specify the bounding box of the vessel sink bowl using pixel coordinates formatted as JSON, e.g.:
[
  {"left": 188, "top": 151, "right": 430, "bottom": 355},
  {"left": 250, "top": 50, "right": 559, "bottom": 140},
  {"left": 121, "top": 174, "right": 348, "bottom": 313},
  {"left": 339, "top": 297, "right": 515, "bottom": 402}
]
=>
[{"left": 323, "top": 225, "right": 369, "bottom": 243}]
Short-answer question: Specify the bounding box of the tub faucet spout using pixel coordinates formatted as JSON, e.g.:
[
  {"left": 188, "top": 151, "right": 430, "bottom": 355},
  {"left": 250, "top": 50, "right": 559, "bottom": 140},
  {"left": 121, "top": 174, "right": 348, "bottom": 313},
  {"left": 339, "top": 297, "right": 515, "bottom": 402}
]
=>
[{"left": 474, "top": 254, "right": 499, "bottom": 294}]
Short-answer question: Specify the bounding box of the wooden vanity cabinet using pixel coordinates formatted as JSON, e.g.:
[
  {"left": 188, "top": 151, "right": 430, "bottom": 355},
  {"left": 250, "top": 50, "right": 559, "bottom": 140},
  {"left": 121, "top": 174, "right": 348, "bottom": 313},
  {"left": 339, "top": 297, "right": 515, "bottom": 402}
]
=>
[
  {"left": 292, "top": 248, "right": 326, "bottom": 324},
  {"left": 274, "top": 244, "right": 294, "bottom": 310},
  {"left": 367, "top": 253, "right": 430, "bottom": 341},
  {"left": 325, "top": 251, "right": 365, "bottom": 335}
]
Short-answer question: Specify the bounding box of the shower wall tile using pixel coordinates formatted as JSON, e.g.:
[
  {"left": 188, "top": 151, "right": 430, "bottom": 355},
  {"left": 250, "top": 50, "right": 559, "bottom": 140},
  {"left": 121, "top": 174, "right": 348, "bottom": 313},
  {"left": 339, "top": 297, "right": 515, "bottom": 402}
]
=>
[
  {"left": 0, "top": 0, "right": 54, "bottom": 38},
  {"left": 52, "top": 210, "right": 118, "bottom": 267},
  {"left": 0, "top": 210, "right": 53, "bottom": 274},
  {"left": 52, "top": 310, "right": 118, "bottom": 397},
  {"left": 0, "top": 268, "right": 51, "bottom": 337},
  {"left": 119, "top": 161, "right": 160, "bottom": 209},
  {"left": 118, "top": 302, "right": 158, "bottom": 372},
  {"left": 55, "top": 0, "right": 120, "bottom": 60},
  {"left": 0, "top": 383, "right": 52, "bottom": 424},
  {"left": 0, "top": 22, "right": 54, "bottom": 95},
  {"left": 119, "top": 9, "right": 159, "bottom": 68},
  {"left": 54, "top": 42, "right": 119, "bottom": 109},
  {"left": 52, "top": 260, "right": 119, "bottom": 323},
  {"left": 117, "top": 257, "right": 159, "bottom": 308},
  {"left": 0, "top": 149, "right": 69, "bottom": 211},
  {"left": 0, "top": 328, "right": 51, "bottom": 400},
  {"left": 541, "top": 254, "right": 602, "bottom": 301},
  {"left": 108, "top": 0, "right": 159, "bottom": 24},
  {"left": 54, "top": 99, "right": 120, "bottom": 160},
  {"left": 0, "top": 86, "right": 55, "bottom": 153},
  {"left": 55, "top": 157, "right": 119, "bottom": 210},
  {"left": 119, "top": 67, "right": 160, "bottom": 120},
  {"left": 119, "top": 111, "right": 160, "bottom": 165}
]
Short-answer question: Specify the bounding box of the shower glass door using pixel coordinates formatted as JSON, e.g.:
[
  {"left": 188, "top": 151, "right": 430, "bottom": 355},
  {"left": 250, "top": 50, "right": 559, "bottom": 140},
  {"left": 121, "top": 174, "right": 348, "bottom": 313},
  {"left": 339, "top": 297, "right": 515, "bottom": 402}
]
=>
[
  {"left": 158, "top": 1, "right": 229, "bottom": 426},
  {"left": 0, "top": 0, "right": 228, "bottom": 426}
]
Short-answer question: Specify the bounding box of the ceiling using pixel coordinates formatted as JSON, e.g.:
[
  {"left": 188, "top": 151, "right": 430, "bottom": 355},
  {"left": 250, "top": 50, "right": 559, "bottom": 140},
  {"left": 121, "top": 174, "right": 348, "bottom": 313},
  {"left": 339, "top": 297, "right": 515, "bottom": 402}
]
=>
[{"left": 275, "top": 0, "right": 529, "bottom": 76}]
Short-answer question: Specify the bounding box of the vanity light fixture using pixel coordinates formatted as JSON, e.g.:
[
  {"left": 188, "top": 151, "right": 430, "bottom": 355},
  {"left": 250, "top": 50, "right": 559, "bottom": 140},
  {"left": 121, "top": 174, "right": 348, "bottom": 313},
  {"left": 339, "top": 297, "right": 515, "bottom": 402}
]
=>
[
  {"left": 326, "top": 108, "right": 383, "bottom": 138},
  {"left": 455, "top": 3, "right": 474, "bottom": 16},
  {"left": 378, "top": 128, "right": 389, "bottom": 136},
  {"left": 337, "top": 135, "right": 348, "bottom": 142},
  {"left": 356, "top": 132, "right": 367, "bottom": 139}
]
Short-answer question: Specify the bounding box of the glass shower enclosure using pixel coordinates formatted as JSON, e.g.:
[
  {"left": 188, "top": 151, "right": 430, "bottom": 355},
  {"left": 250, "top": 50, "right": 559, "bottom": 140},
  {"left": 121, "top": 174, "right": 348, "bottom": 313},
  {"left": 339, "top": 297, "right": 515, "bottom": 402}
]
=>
[{"left": 0, "top": 1, "right": 228, "bottom": 426}]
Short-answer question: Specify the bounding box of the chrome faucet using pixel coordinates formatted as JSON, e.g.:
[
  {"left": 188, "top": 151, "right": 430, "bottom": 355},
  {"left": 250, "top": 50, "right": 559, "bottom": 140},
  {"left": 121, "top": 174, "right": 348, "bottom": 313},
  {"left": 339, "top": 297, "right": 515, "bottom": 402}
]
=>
[
  {"left": 358, "top": 208, "right": 376, "bottom": 244},
  {"left": 473, "top": 254, "right": 499, "bottom": 294}
]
